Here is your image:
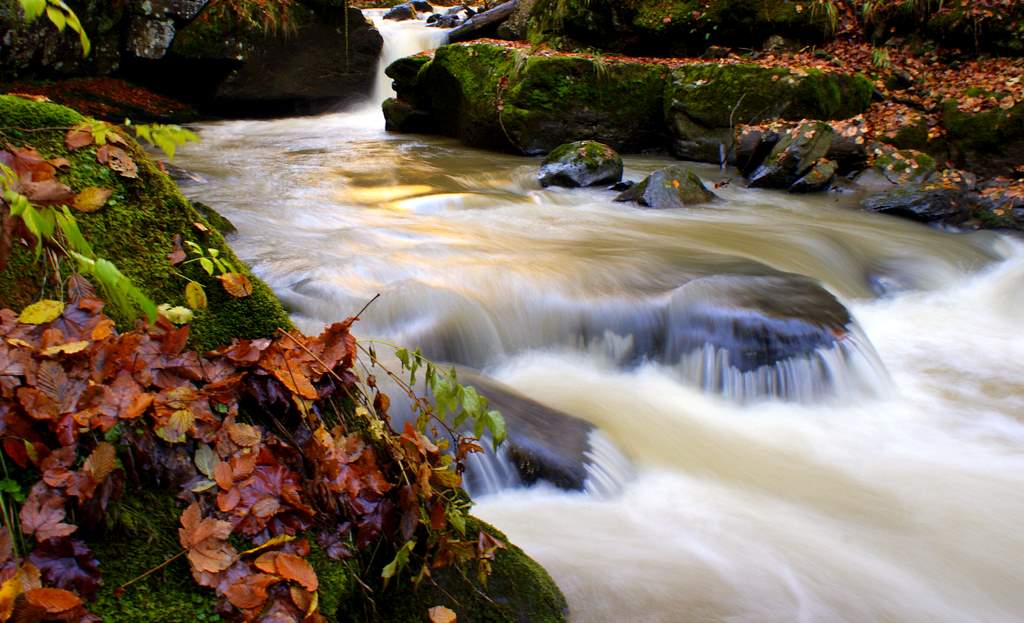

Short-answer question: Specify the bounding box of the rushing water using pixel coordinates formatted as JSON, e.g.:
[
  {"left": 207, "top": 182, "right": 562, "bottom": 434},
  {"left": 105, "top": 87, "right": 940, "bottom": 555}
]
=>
[{"left": 172, "top": 13, "right": 1024, "bottom": 622}]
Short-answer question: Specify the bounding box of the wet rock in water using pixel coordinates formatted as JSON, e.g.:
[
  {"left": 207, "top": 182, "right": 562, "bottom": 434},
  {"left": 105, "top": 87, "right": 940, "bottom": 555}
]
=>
[
  {"left": 863, "top": 146, "right": 937, "bottom": 186},
  {"left": 411, "top": 0, "right": 433, "bottom": 12},
  {"left": 428, "top": 14, "right": 461, "bottom": 28},
  {"left": 454, "top": 368, "right": 598, "bottom": 491},
  {"left": 789, "top": 158, "right": 838, "bottom": 193},
  {"left": 665, "top": 274, "right": 852, "bottom": 373},
  {"left": 382, "top": 98, "right": 434, "bottom": 133},
  {"left": 615, "top": 165, "right": 717, "bottom": 208},
  {"left": 609, "top": 180, "right": 635, "bottom": 192},
  {"left": 861, "top": 185, "right": 971, "bottom": 226},
  {"left": 538, "top": 141, "right": 623, "bottom": 188},
  {"left": 383, "top": 3, "right": 416, "bottom": 20},
  {"left": 735, "top": 128, "right": 781, "bottom": 176},
  {"left": 192, "top": 201, "right": 237, "bottom": 235},
  {"left": 748, "top": 121, "right": 834, "bottom": 189}
]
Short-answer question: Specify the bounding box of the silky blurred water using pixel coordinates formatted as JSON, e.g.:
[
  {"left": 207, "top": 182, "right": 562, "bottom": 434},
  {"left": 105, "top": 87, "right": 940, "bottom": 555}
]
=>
[{"left": 170, "top": 13, "right": 1024, "bottom": 622}]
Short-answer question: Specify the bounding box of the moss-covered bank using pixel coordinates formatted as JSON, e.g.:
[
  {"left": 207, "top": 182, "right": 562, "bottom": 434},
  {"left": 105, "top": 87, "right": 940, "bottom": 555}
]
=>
[
  {"left": 0, "top": 94, "right": 291, "bottom": 351},
  {"left": 92, "top": 491, "right": 566, "bottom": 623},
  {"left": 383, "top": 43, "right": 872, "bottom": 162}
]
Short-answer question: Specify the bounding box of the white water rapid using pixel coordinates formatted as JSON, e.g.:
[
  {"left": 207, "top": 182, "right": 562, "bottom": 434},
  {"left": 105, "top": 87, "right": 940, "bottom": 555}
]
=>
[{"left": 170, "top": 14, "right": 1024, "bottom": 623}]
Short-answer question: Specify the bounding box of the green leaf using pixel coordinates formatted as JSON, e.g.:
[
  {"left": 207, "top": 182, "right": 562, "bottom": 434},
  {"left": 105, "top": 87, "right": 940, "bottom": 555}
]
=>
[
  {"left": 194, "top": 443, "right": 219, "bottom": 479},
  {"left": 18, "top": 0, "right": 46, "bottom": 21},
  {"left": 380, "top": 539, "right": 415, "bottom": 587},
  {"left": 446, "top": 506, "right": 466, "bottom": 536},
  {"left": 44, "top": 4, "right": 65, "bottom": 30},
  {"left": 485, "top": 410, "right": 507, "bottom": 450},
  {"left": 199, "top": 257, "right": 215, "bottom": 276},
  {"left": 395, "top": 348, "right": 409, "bottom": 370},
  {"left": 18, "top": 299, "right": 64, "bottom": 324},
  {"left": 55, "top": 206, "right": 95, "bottom": 258},
  {"left": 0, "top": 479, "right": 26, "bottom": 503},
  {"left": 185, "top": 281, "right": 207, "bottom": 310}
]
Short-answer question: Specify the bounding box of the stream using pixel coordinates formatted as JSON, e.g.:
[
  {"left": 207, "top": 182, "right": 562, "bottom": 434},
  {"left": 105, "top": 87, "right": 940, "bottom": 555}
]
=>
[{"left": 172, "top": 12, "right": 1024, "bottom": 623}]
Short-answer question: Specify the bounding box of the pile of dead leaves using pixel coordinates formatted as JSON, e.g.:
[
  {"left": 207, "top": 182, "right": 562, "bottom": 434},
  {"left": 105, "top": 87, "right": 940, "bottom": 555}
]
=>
[{"left": 0, "top": 284, "right": 491, "bottom": 621}]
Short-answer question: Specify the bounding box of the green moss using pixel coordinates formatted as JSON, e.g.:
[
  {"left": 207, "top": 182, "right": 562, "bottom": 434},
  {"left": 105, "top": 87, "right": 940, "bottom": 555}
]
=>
[
  {"left": 0, "top": 95, "right": 292, "bottom": 351},
  {"left": 351, "top": 517, "right": 568, "bottom": 623},
  {"left": 90, "top": 492, "right": 222, "bottom": 623}
]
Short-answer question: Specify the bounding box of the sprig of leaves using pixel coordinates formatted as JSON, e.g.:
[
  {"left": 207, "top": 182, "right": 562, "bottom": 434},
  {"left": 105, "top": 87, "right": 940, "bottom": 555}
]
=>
[{"left": 17, "top": 0, "right": 90, "bottom": 56}]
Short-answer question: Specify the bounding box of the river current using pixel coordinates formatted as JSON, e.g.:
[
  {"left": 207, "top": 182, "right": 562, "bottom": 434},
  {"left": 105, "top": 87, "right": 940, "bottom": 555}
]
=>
[{"left": 172, "top": 13, "right": 1024, "bottom": 623}]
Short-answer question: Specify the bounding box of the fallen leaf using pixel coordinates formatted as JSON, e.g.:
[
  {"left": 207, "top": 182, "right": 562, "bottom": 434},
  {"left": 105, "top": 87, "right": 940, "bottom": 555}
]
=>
[
  {"left": 429, "top": 606, "right": 457, "bottom": 623},
  {"left": 24, "top": 587, "right": 81, "bottom": 614},
  {"left": 219, "top": 273, "right": 253, "bottom": 298},
  {"left": 276, "top": 553, "right": 318, "bottom": 592},
  {"left": 185, "top": 282, "right": 207, "bottom": 310},
  {"left": 18, "top": 300, "right": 64, "bottom": 325},
  {"left": 72, "top": 187, "right": 113, "bottom": 213},
  {"left": 65, "top": 124, "right": 93, "bottom": 151}
]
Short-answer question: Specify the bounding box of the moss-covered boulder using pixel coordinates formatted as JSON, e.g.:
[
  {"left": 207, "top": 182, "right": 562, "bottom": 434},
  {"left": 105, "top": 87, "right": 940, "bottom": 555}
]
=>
[
  {"left": 665, "top": 63, "right": 873, "bottom": 163},
  {"left": 526, "top": 0, "right": 837, "bottom": 55},
  {"left": 93, "top": 492, "right": 566, "bottom": 623},
  {"left": 384, "top": 43, "right": 668, "bottom": 154},
  {"left": 861, "top": 0, "right": 1024, "bottom": 56},
  {"left": 614, "top": 165, "right": 717, "bottom": 208},
  {"left": 1, "top": 0, "right": 383, "bottom": 117},
  {"left": 0, "top": 94, "right": 291, "bottom": 351},
  {"left": 941, "top": 99, "right": 1024, "bottom": 178},
  {"left": 538, "top": 140, "right": 623, "bottom": 188}
]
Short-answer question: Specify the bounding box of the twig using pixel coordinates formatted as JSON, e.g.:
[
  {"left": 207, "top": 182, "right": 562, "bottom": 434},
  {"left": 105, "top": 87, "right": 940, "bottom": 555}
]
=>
[
  {"left": 117, "top": 550, "right": 186, "bottom": 593},
  {"left": 355, "top": 292, "right": 381, "bottom": 319}
]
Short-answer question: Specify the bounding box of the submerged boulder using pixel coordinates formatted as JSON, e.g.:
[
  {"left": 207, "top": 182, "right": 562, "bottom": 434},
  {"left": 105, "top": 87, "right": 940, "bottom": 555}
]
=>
[
  {"left": 383, "top": 2, "right": 417, "bottom": 20},
  {"left": 665, "top": 273, "right": 853, "bottom": 373},
  {"left": 615, "top": 165, "right": 717, "bottom": 208},
  {"left": 538, "top": 140, "right": 623, "bottom": 188}
]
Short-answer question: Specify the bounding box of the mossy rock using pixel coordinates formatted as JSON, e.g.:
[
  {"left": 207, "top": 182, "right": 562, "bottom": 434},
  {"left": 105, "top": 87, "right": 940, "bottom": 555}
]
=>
[
  {"left": 538, "top": 140, "right": 623, "bottom": 188},
  {"left": 91, "top": 491, "right": 565, "bottom": 623},
  {"left": 527, "top": 0, "right": 836, "bottom": 55},
  {"left": 941, "top": 99, "right": 1024, "bottom": 177},
  {"left": 664, "top": 63, "right": 872, "bottom": 162},
  {"left": 614, "top": 165, "right": 717, "bottom": 208},
  {"left": 748, "top": 121, "right": 835, "bottom": 189},
  {"left": 386, "top": 43, "right": 667, "bottom": 154},
  {"left": 350, "top": 517, "right": 568, "bottom": 623},
  {"left": 0, "top": 94, "right": 292, "bottom": 351}
]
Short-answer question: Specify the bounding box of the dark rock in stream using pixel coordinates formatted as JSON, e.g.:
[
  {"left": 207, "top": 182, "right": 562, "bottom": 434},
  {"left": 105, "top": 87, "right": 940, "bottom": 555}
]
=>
[
  {"left": 665, "top": 274, "right": 853, "bottom": 373},
  {"left": 383, "top": 3, "right": 417, "bottom": 20},
  {"left": 453, "top": 367, "right": 602, "bottom": 492},
  {"left": 748, "top": 121, "right": 834, "bottom": 189},
  {"left": 615, "top": 165, "right": 717, "bottom": 208},
  {"left": 538, "top": 141, "right": 623, "bottom": 188},
  {"left": 861, "top": 185, "right": 972, "bottom": 226}
]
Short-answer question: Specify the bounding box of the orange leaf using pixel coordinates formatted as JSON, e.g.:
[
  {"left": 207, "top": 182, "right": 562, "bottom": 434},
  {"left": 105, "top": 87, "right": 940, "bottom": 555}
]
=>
[
  {"left": 276, "top": 553, "right": 318, "bottom": 592},
  {"left": 224, "top": 573, "right": 278, "bottom": 610},
  {"left": 218, "top": 273, "right": 253, "bottom": 298},
  {"left": 227, "top": 422, "right": 261, "bottom": 447},
  {"left": 254, "top": 551, "right": 280, "bottom": 574},
  {"left": 83, "top": 442, "right": 117, "bottom": 482},
  {"left": 429, "top": 606, "right": 457, "bottom": 623},
  {"left": 65, "top": 124, "right": 93, "bottom": 151},
  {"left": 24, "top": 587, "right": 81, "bottom": 613}
]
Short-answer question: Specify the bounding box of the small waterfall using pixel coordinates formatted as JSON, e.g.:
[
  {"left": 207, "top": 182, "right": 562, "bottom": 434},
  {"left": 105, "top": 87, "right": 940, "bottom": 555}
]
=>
[{"left": 364, "top": 9, "right": 449, "bottom": 107}]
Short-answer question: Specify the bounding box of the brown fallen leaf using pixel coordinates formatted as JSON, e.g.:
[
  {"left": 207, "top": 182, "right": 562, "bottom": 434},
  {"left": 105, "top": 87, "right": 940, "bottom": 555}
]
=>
[
  {"left": 24, "top": 586, "right": 82, "bottom": 613},
  {"left": 72, "top": 187, "right": 113, "bottom": 213},
  {"left": 65, "top": 124, "right": 93, "bottom": 151},
  {"left": 276, "top": 552, "right": 318, "bottom": 592},
  {"left": 96, "top": 145, "right": 138, "bottom": 179},
  {"left": 219, "top": 273, "right": 253, "bottom": 298}
]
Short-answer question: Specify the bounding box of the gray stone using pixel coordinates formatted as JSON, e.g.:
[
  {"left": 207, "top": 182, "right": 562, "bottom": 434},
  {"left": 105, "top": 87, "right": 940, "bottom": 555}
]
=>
[
  {"left": 789, "top": 158, "right": 838, "bottom": 193},
  {"left": 127, "top": 17, "right": 175, "bottom": 60},
  {"left": 861, "top": 186, "right": 971, "bottom": 226},
  {"left": 615, "top": 165, "right": 717, "bottom": 209},
  {"left": 748, "top": 121, "right": 834, "bottom": 189},
  {"left": 538, "top": 141, "right": 623, "bottom": 188}
]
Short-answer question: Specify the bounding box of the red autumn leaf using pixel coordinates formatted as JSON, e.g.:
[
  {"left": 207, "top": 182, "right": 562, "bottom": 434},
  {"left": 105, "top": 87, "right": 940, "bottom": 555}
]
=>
[
  {"left": 178, "top": 502, "right": 237, "bottom": 574},
  {"left": 20, "top": 485, "right": 76, "bottom": 542},
  {"left": 275, "top": 553, "right": 318, "bottom": 592},
  {"left": 167, "top": 234, "right": 186, "bottom": 266}
]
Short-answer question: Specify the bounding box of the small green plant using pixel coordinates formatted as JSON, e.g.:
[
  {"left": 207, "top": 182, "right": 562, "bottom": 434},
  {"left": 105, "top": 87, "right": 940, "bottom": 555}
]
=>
[
  {"left": 17, "top": 0, "right": 90, "bottom": 55},
  {"left": 872, "top": 46, "right": 893, "bottom": 69},
  {"left": 812, "top": 0, "right": 840, "bottom": 35},
  {"left": 183, "top": 240, "right": 238, "bottom": 277},
  {"left": 127, "top": 121, "right": 199, "bottom": 161}
]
